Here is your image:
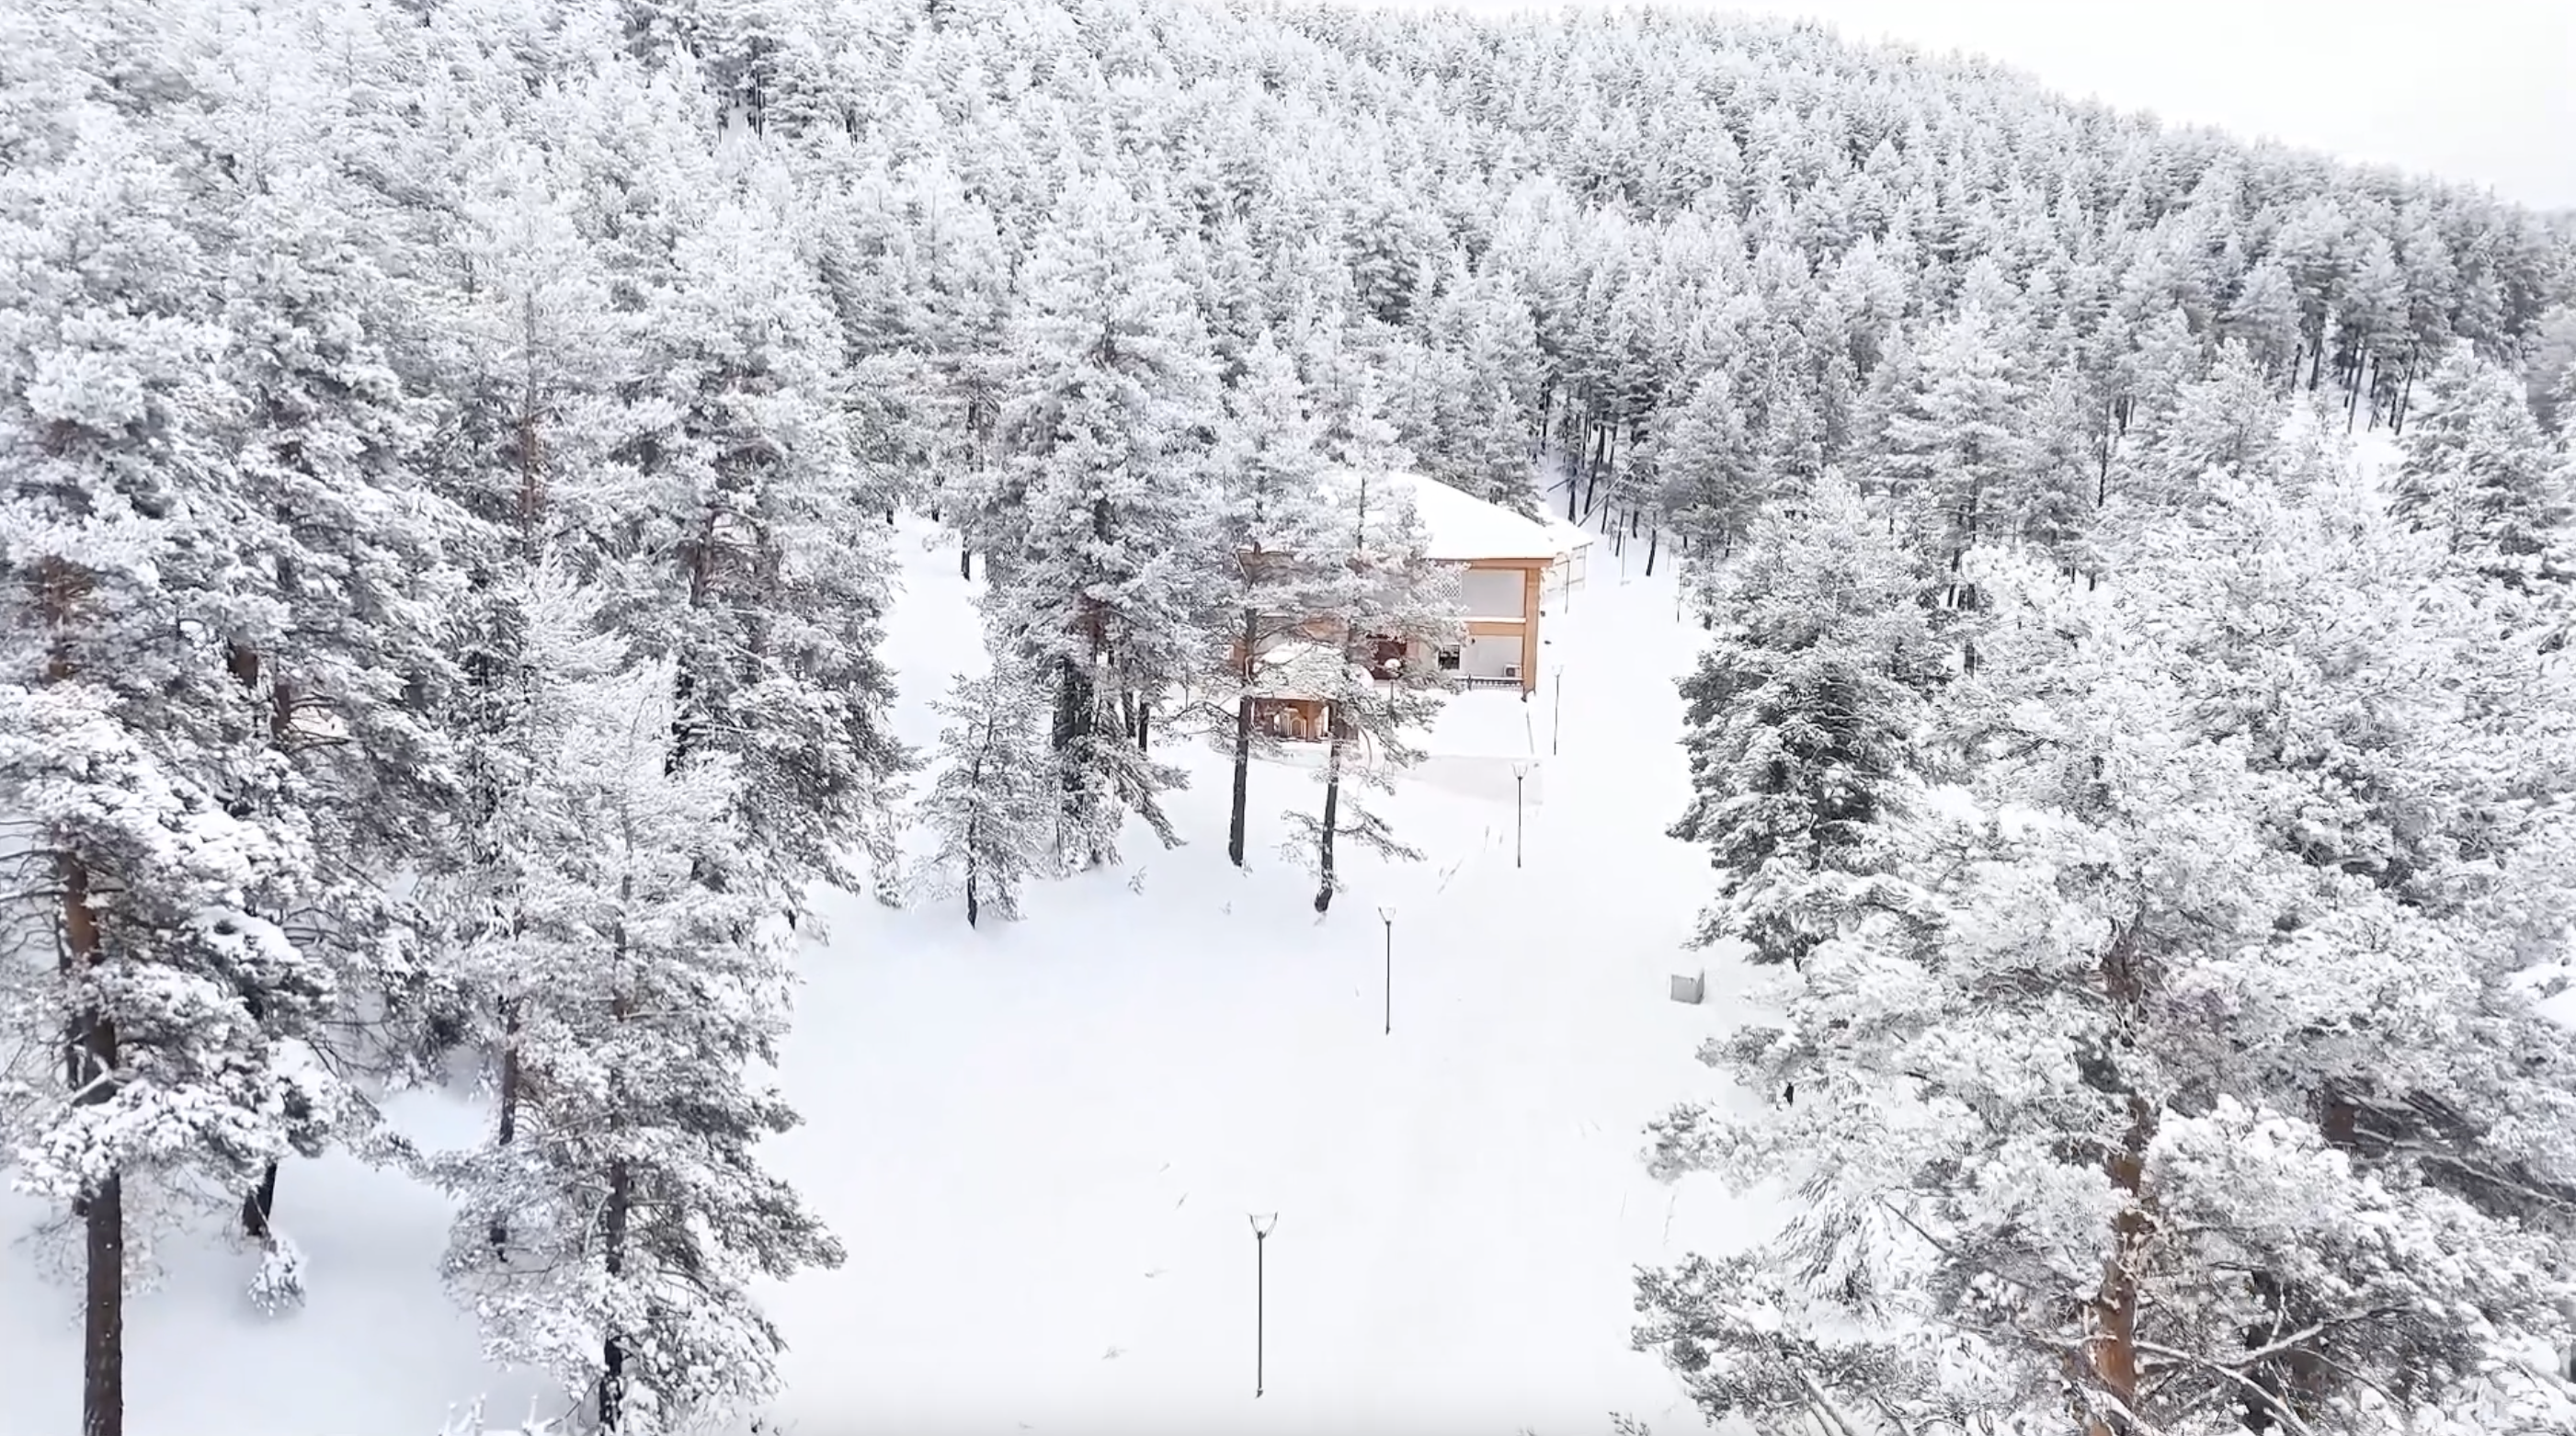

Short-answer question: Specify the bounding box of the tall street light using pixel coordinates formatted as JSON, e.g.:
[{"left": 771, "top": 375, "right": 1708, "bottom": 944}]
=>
[
  {"left": 1552, "top": 666, "right": 1565, "bottom": 757},
  {"left": 1510, "top": 760, "right": 1531, "bottom": 869},
  {"left": 1376, "top": 905, "right": 1396, "bottom": 1036},
  {"left": 1248, "top": 1213, "right": 1278, "bottom": 1397}
]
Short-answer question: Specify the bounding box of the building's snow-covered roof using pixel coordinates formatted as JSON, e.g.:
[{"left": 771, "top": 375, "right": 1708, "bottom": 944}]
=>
[
  {"left": 1365, "top": 472, "right": 1572, "bottom": 564},
  {"left": 1543, "top": 514, "right": 1597, "bottom": 554}
]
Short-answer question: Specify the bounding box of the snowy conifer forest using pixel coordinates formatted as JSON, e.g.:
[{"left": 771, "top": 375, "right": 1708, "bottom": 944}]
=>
[{"left": 4, "top": 0, "right": 2576, "bottom": 1433}]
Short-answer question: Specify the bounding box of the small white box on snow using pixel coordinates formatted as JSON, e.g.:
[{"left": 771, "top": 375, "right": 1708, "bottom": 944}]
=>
[{"left": 1670, "top": 972, "right": 1705, "bottom": 1005}]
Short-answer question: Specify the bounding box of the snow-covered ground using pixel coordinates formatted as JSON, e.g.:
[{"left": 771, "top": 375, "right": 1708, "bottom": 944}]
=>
[{"left": 1, "top": 515, "right": 1761, "bottom": 1436}]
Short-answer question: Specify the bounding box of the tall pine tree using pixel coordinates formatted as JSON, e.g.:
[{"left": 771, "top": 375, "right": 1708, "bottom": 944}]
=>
[{"left": 986, "top": 175, "right": 1222, "bottom": 869}]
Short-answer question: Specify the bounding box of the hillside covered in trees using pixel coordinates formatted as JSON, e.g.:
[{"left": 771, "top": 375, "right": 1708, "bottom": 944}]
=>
[{"left": 6, "top": 0, "right": 2576, "bottom": 1432}]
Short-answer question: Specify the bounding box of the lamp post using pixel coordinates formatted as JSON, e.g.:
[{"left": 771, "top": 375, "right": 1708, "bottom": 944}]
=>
[
  {"left": 1551, "top": 666, "right": 1565, "bottom": 757},
  {"left": 1249, "top": 1214, "right": 1278, "bottom": 1397},
  {"left": 1510, "top": 760, "right": 1531, "bottom": 869},
  {"left": 1376, "top": 905, "right": 1396, "bottom": 1035}
]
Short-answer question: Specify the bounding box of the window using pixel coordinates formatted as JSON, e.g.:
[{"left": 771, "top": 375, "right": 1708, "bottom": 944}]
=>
[
  {"left": 1435, "top": 645, "right": 1462, "bottom": 672},
  {"left": 1459, "top": 567, "right": 1523, "bottom": 620}
]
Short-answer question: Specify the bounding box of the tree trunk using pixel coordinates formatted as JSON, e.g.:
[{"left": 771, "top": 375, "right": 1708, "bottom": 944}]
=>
[
  {"left": 1227, "top": 693, "right": 1254, "bottom": 869},
  {"left": 488, "top": 996, "right": 521, "bottom": 1254},
  {"left": 84, "top": 1167, "right": 122, "bottom": 1436},
  {"left": 2393, "top": 345, "right": 2419, "bottom": 438},
  {"left": 959, "top": 542, "right": 972, "bottom": 581},
  {"left": 963, "top": 749, "right": 984, "bottom": 926},
  {"left": 599, "top": 1157, "right": 632, "bottom": 1430},
  {"left": 226, "top": 639, "right": 293, "bottom": 1243},
  {"left": 1644, "top": 525, "right": 1658, "bottom": 576},
  {"left": 239, "top": 1162, "right": 279, "bottom": 1242},
  {"left": 1313, "top": 712, "right": 1343, "bottom": 913},
  {"left": 2081, "top": 916, "right": 2154, "bottom": 1436},
  {"left": 1581, "top": 428, "right": 1601, "bottom": 515},
  {"left": 2096, "top": 408, "right": 2115, "bottom": 511},
  {"left": 63, "top": 852, "right": 121, "bottom": 1436},
  {"left": 43, "top": 555, "right": 121, "bottom": 1436},
  {"left": 1051, "top": 655, "right": 1087, "bottom": 755}
]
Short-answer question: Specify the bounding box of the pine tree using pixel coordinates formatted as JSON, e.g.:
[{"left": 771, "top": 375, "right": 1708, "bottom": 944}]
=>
[
  {"left": 1207, "top": 333, "right": 1338, "bottom": 868},
  {"left": 622, "top": 178, "right": 912, "bottom": 901},
  {"left": 1300, "top": 310, "right": 1414, "bottom": 479},
  {"left": 431, "top": 559, "right": 841, "bottom": 1435},
  {"left": 1875, "top": 301, "right": 2027, "bottom": 588},
  {"left": 0, "top": 17, "right": 345, "bottom": 1430},
  {"left": 417, "top": 45, "right": 871, "bottom": 1427},
  {"left": 986, "top": 175, "right": 1222, "bottom": 869},
  {"left": 1453, "top": 382, "right": 1539, "bottom": 514},
  {"left": 2013, "top": 366, "right": 2107, "bottom": 577},
  {"left": 914, "top": 671, "right": 1054, "bottom": 926},
  {"left": 2151, "top": 338, "right": 2283, "bottom": 493},
  {"left": 416, "top": 114, "right": 635, "bottom": 1276},
  {"left": 2221, "top": 258, "right": 2304, "bottom": 381},
  {"left": 1650, "top": 368, "right": 1761, "bottom": 564},
  {"left": 198, "top": 0, "right": 477, "bottom": 1268},
  {"left": 2390, "top": 345, "right": 2570, "bottom": 588},
  {"left": 1283, "top": 470, "right": 1462, "bottom": 912},
  {"left": 1667, "top": 476, "right": 1934, "bottom": 970},
  {"left": 1641, "top": 477, "right": 2576, "bottom": 1436}
]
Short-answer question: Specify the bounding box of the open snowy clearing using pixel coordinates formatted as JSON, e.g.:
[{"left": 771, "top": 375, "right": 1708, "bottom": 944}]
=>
[{"left": 1, "top": 516, "right": 1766, "bottom": 1436}]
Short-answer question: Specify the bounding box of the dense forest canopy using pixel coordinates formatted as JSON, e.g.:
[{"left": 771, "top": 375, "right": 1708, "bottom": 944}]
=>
[{"left": 6, "top": 0, "right": 2576, "bottom": 1433}]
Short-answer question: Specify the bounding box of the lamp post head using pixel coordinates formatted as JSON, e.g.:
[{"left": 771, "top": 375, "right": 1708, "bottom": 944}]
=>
[
  {"left": 1376, "top": 904, "right": 1396, "bottom": 924},
  {"left": 1249, "top": 1213, "right": 1278, "bottom": 1237},
  {"left": 1510, "top": 759, "right": 1531, "bottom": 778}
]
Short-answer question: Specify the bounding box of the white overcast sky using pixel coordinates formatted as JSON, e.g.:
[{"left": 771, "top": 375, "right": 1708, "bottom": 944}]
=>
[{"left": 1347, "top": 0, "right": 2576, "bottom": 211}]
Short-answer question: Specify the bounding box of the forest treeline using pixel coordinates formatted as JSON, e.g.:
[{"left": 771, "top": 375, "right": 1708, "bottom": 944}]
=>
[{"left": 3, "top": 0, "right": 2574, "bottom": 1433}]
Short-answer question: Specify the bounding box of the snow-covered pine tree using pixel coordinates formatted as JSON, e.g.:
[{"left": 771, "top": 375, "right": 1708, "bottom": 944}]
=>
[
  {"left": 1640, "top": 473, "right": 2576, "bottom": 1436},
  {"left": 193, "top": 0, "right": 480, "bottom": 1272},
  {"left": 1299, "top": 308, "right": 1415, "bottom": 480},
  {"left": 804, "top": 142, "right": 1013, "bottom": 559},
  {"left": 1874, "top": 297, "right": 2028, "bottom": 594},
  {"left": 431, "top": 558, "right": 840, "bottom": 1435},
  {"left": 1282, "top": 468, "right": 1462, "bottom": 912},
  {"left": 986, "top": 174, "right": 1222, "bottom": 869},
  {"left": 420, "top": 43, "right": 864, "bottom": 1428},
  {"left": 1447, "top": 382, "right": 1539, "bottom": 516},
  {"left": 1206, "top": 332, "right": 1339, "bottom": 868},
  {"left": 1667, "top": 475, "right": 1935, "bottom": 972},
  {"left": 619, "top": 175, "right": 911, "bottom": 906},
  {"left": 914, "top": 670, "right": 1053, "bottom": 926},
  {"left": 0, "top": 17, "right": 345, "bottom": 1430},
  {"left": 1650, "top": 368, "right": 1762, "bottom": 568},
  {"left": 2014, "top": 365, "right": 2110, "bottom": 579},
  {"left": 2390, "top": 343, "right": 2571, "bottom": 589},
  {"left": 412, "top": 108, "right": 637, "bottom": 1269},
  {"left": 2151, "top": 339, "right": 2284, "bottom": 490}
]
